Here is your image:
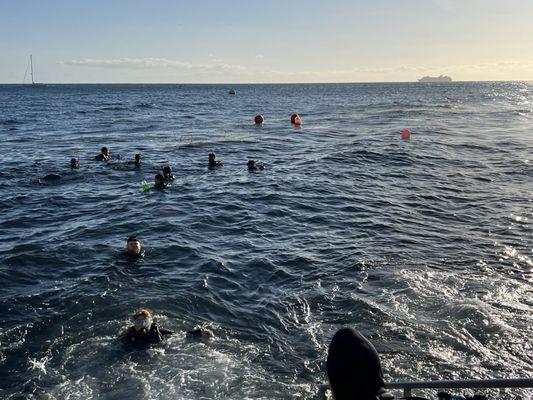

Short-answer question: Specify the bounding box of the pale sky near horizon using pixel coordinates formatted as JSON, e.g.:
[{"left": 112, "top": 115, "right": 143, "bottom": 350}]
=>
[{"left": 1, "top": 0, "right": 532, "bottom": 83}]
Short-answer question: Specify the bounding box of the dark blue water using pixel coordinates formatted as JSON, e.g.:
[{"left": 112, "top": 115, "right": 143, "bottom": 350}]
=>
[{"left": 0, "top": 83, "right": 531, "bottom": 399}]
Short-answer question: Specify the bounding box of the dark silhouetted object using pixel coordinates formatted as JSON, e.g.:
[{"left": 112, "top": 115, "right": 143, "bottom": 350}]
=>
[{"left": 326, "top": 327, "right": 388, "bottom": 400}]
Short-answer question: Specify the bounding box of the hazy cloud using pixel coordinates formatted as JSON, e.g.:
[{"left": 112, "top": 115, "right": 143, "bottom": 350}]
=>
[
  {"left": 58, "top": 57, "right": 533, "bottom": 83},
  {"left": 62, "top": 57, "right": 246, "bottom": 72}
]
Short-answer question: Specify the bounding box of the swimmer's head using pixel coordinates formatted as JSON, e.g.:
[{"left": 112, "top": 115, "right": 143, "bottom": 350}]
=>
[
  {"left": 70, "top": 158, "right": 79, "bottom": 168},
  {"left": 135, "top": 153, "right": 142, "bottom": 164},
  {"left": 247, "top": 160, "right": 255, "bottom": 169},
  {"left": 132, "top": 309, "right": 153, "bottom": 332},
  {"left": 127, "top": 236, "right": 142, "bottom": 255},
  {"left": 208, "top": 153, "right": 218, "bottom": 167},
  {"left": 101, "top": 147, "right": 109, "bottom": 156},
  {"left": 155, "top": 173, "right": 166, "bottom": 187},
  {"left": 162, "top": 166, "right": 172, "bottom": 178}
]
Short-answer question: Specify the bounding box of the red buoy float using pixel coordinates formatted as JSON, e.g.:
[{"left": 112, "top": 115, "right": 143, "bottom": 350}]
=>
[{"left": 401, "top": 129, "right": 411, "bottom": 139}]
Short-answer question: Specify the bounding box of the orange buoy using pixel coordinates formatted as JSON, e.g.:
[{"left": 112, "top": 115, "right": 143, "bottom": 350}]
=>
[
  {"left": 293, "top": 115, "right": 302, "bottom": 126},
  {"left": 401, "top": 129, "right": 411, "bottom": 139},
  {"left": 290, "top": 114, "right": 298, "bottom": 123},
  {"left": 254, "top": 115, "right": 264, "bottom": 124}
]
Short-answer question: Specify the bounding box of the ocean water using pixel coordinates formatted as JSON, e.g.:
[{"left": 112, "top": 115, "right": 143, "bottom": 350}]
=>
[{"left": 0, "top": 82, "right": 531, "bottom": 399}]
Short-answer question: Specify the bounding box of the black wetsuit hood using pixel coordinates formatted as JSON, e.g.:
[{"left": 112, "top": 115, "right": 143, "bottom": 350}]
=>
[{"left": 326, "top": 327, "right": 386, "bottom": 400}]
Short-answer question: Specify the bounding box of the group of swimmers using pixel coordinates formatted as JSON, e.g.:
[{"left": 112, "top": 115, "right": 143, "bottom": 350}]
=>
[
  {"left": 41, "top": 113, "right": 307, "bottom": 185},
  {"left": 91, "top": 146, "right": 177, "bottom": 189},
  {"left": 40, "top": 146, "right": 265, "bottom": 187},
  {"left": 39, "top": 145, "right": 266, "bottom": 347},
  {"left": 41, "top": 144, "right": 394, "bottom": 398},
  {"left": 88, "top": 146, "right": 263, "bottom": 189},
  {"left": 41, "top": 118, "right": 424, "bottom": 399}
]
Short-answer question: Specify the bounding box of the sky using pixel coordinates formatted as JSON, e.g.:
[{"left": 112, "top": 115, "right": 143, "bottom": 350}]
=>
[{"left": 1, "top": 0, "right": 532, "bottom": 83}]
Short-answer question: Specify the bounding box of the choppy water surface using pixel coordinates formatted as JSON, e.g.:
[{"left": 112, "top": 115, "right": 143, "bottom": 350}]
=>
[{"left": 0, "top": 83, "right": 531, "bottom": 399}]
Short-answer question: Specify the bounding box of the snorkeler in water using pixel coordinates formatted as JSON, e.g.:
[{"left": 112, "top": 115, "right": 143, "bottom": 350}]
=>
[
  {"left": 121, "top": 309, "right": 173, "bottom": 349},
  {"left": 134, "top": 153, "right": 142, "bottom": 168},
  {"left": 208, "top": 152, "right": 223, "bottom": 169},
  {"left": 94, "top": 147, "right": 109, "bottom": 161},
  {"left": 140, "top": 174, "right": 167, "bottom": 192},
  {"left": 154, "top": 173, "right": 167, "bottom": 189},
  {"left": 247, "top": 160, "right": 264, "bottom": 171},
  {"left": 126, "top": 236, "right": 145, "bottom": 258},
  {"left": 162, "top": 166, "right": 175, "bottom": 182}
]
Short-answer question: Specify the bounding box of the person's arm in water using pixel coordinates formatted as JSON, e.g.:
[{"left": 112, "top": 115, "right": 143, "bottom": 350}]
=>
[
  {"left": 148, "top": 323, "right": 173, "bottom": 343},
  {"left": 158, "top": 327, "right": 174, "bottom": 336}
]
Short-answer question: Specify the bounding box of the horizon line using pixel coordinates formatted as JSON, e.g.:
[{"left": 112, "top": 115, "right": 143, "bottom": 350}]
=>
[{"left": 2, "top": 79, "right": 532, "bottom": 85}]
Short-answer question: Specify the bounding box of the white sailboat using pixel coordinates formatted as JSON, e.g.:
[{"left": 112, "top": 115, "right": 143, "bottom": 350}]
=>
[{"left": 23, "top": 55, "right": 46, "bottom": 86}]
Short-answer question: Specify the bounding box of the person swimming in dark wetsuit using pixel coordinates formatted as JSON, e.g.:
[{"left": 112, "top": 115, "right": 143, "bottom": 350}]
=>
[
  {"left": 94, "top": 147, "right": 109, "bottom": 161},
  {"left": 121, "top": 309, "right": 173, "bottom": 349},
  {"left": 154, "top": 173, "right": 167, "bottom": 189},
  {"left": 247, "top": 159, "right": 264, "bottom": 171},
  {"left": 70, "top": 158, "right": 79, "bottom": 169},
  {"left": 126, "top": 236, "right": 145, "bottom": 258},
  {"left": 134, "top": 153, "right": 142, "bottom": 168},
  {"left": 208, "top": 153, "right": 223, "bottom": 169},
  {"left": 162, "top": 166, "right": 175, "bottom": 182}
]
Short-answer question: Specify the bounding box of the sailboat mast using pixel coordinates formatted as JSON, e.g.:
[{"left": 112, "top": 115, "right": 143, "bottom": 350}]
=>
[{"left": 30, "top": 55, "right": 34, "bottom": 84}]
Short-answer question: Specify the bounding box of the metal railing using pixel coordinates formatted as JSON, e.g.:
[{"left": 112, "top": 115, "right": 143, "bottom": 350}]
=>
[{"left": 386, "top": 377, "right": 533, "bottom": 398}]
